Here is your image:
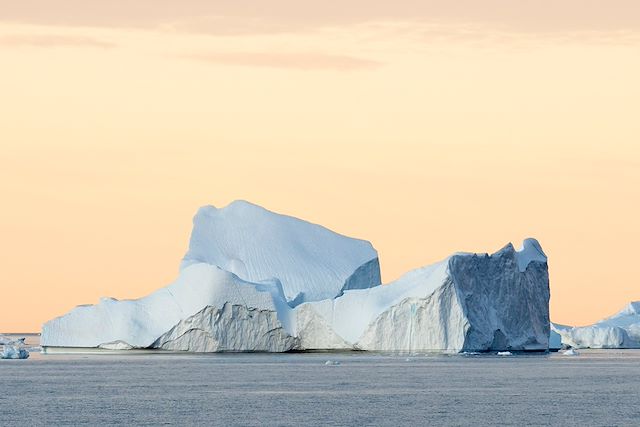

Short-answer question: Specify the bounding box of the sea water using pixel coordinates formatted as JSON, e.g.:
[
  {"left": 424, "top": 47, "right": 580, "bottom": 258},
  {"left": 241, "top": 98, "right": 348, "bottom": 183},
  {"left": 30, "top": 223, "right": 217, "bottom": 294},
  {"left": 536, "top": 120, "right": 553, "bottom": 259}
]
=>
[{"left": 2, "top": 335, "right": 640, "bottom": 426}]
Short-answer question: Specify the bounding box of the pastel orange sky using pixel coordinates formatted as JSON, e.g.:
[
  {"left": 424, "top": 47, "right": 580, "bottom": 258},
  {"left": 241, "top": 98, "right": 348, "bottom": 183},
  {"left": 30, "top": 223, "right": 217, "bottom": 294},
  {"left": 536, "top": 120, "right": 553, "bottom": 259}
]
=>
[{"left": 1, "top": 1, "right": 639, "bottom": 332}]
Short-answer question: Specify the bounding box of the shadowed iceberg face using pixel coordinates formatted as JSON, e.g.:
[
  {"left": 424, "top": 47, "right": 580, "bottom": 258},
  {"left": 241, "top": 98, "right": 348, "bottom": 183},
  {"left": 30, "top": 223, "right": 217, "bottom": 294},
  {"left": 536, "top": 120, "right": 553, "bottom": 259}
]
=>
[{"left": 448, "top": 243, "right": 550, "bottom": 351}]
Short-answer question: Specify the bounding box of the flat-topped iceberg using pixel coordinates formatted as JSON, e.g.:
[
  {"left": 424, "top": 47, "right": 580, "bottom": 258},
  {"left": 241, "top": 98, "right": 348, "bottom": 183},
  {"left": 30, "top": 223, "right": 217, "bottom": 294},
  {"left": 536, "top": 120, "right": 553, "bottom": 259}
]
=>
[
  {"left": 41, "top": 201, "right": 550, "bottom": 353},
  {"left": 551, "top": 302, "right": 640, "bottom": 349}
]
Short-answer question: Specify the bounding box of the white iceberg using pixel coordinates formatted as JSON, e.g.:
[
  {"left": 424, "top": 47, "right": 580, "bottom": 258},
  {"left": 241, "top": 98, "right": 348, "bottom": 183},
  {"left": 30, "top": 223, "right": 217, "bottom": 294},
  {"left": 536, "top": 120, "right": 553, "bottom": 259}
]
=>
[
  {"left": 41, "top": 202, "right": 550, "bottom": 353},
  {"left": 551, "top": 302, "right": 640, "bottom": 349}
]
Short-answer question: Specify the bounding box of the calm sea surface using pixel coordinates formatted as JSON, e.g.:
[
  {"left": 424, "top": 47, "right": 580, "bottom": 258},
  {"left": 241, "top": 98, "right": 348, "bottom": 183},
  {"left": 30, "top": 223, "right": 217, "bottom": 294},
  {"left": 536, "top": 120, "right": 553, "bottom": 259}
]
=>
[{"left": 2, "top": 335, "right": 639, "bottom": 426}]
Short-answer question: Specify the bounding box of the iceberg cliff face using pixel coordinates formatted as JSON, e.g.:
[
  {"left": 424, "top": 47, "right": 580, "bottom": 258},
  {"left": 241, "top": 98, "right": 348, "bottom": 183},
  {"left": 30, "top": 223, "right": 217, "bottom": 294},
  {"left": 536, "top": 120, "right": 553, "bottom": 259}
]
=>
[
  {"left": 153, "top": 304, "right": 298, "bottom": 352},
  {"left": 552, "top": 302, "right": 640, "bottom": 349},
  {"left": 41, "top": 201, "right": 550, "bottom": 353}
]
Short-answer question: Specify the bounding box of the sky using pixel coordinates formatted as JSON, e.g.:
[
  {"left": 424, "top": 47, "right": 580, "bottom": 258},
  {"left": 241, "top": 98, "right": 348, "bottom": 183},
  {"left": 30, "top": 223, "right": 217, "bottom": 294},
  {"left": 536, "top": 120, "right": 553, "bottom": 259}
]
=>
[{"left": 1, "top": 1, "right": 639, "bottom": 332}]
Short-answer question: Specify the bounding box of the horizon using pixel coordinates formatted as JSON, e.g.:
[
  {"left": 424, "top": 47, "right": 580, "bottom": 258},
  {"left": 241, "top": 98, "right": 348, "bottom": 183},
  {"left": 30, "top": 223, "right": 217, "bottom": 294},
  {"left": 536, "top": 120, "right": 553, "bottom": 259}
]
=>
[{"left": 2, "top": 1, "right": 640, "bottom": 332}]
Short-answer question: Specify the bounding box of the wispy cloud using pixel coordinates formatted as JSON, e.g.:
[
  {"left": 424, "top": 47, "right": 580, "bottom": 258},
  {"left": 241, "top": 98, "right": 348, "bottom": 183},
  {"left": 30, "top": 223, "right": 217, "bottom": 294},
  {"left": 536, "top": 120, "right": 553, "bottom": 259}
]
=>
[
  {"left": 0, "top": 34, "right": 115, "bottom": 48},
  {"left": 181, "top": 52, "right": 382, "bottom": 70},
  {"left": 1, "top": 0, "right": 639, "bottom": 37}
]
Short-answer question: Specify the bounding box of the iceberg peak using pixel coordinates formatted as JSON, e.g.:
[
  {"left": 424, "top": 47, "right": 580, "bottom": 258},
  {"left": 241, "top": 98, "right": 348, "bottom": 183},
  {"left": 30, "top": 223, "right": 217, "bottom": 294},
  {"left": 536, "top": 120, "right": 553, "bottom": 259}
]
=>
[
  {"left": 514, "top": 238, "right": 547, "bottom": 272},
  {"left": 182, "top": 201, "right": 381, "bottom": 305}
]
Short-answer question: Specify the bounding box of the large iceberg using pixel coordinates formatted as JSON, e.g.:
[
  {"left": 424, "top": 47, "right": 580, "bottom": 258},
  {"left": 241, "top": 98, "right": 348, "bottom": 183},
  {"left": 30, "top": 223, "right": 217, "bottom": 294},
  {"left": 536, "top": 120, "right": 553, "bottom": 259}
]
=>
[
  {"left": 551, "top": 302, "right": 640, "bottom": 349},
  {"left": 41, "top": 201, "right": 550, "bottom": 353}
]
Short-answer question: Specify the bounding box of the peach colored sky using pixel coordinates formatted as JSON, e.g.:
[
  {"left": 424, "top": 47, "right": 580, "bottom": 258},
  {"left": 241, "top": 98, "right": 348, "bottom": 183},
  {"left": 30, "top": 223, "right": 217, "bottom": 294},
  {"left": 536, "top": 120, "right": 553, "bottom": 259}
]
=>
[{"left": 1, "top": 1, "right": 639, "bottom": 332}]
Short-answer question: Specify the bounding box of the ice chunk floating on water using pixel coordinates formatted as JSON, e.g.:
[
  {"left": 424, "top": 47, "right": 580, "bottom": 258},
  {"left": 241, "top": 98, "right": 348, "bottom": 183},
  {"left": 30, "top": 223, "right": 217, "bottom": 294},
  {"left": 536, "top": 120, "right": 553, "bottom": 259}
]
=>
[
  {"left": 41, "top": 201, "right": 550, "bottom": 353},
  {"left": 1, "top": 337, "right": 30, "bottom": 359}
]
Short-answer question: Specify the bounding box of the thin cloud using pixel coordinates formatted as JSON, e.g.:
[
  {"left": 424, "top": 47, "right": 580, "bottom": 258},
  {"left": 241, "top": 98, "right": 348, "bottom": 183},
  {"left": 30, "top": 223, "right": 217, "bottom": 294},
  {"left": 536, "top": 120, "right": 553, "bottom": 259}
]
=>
[
  {"left": 181, "top": 52, "right": 382, "bottom": 70},
  {"left": 0, "top": 34, "right": 115, "bottom": 48},
  {"left": 1, "top": 1, "right": 639, "bottom": 36}
]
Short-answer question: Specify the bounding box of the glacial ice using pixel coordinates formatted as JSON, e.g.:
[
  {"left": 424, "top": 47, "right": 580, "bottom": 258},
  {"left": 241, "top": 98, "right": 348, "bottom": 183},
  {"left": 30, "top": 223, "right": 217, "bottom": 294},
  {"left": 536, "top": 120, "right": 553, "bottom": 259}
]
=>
[
  {"left": 41, "top": 201, "right": 550, "bottom": 353},
  {"left": 551, "top": 302, "right": 640, "bottom": 349},
  {"left": 1, "top": 337, "right": 30, "bottom": 359}
]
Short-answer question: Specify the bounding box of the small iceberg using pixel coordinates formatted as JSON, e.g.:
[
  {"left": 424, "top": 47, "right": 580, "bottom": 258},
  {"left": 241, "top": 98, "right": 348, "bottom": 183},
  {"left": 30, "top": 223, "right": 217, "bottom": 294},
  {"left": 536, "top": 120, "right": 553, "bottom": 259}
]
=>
[
  {"left": 562, "top": 348, "right": 579, "bottom": 356},
  {"left": 497, "top": 351, "right": 513, "bottom": 356},
  {"left": 324, "top": 360, "right": 341, "bottom": 366},
  {"left": 0, "top": 337, "right": 29, "bottom": 359}
]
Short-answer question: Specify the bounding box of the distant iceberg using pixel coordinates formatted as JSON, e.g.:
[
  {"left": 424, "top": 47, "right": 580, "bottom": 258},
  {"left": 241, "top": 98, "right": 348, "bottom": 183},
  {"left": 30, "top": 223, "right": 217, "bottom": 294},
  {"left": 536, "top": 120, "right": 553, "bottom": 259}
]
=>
[
  {"left": 1, "top": 336, "right": 30, "bottom": 359},
  {"left": 41, "top": 201, "right": 550, "bottom": 353},
  {"left": 551, "top": 302, "right": 640, "bottom": 349}
]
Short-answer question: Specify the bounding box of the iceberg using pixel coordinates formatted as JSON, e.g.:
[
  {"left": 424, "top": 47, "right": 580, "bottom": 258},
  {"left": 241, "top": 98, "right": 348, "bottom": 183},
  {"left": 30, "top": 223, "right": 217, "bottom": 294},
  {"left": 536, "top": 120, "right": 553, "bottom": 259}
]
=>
[
  {"left": 41, "top": 201, "right": 550, "bottom": 353},
  {"left": 551, "top": 302, "right": 640, "bottom": 349},
  {"left": 1, "top": 337, "right": 30, "bottom": 359}
]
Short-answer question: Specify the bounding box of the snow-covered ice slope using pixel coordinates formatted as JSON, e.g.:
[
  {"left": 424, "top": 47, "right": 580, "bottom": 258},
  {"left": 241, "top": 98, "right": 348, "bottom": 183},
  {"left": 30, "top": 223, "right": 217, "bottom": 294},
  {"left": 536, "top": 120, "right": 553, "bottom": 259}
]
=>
[
  {"left": 298, "top": 238, "right": 550, "bottom": 352},
  {"left": 552, "top": 302, "right": 640, "bottom": 349},
  {"left": 181, "top": 200, "right": 381, "bottom": 304},
  {"left": 41, "top": 263, "right": 299, "bottom": 351}
]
